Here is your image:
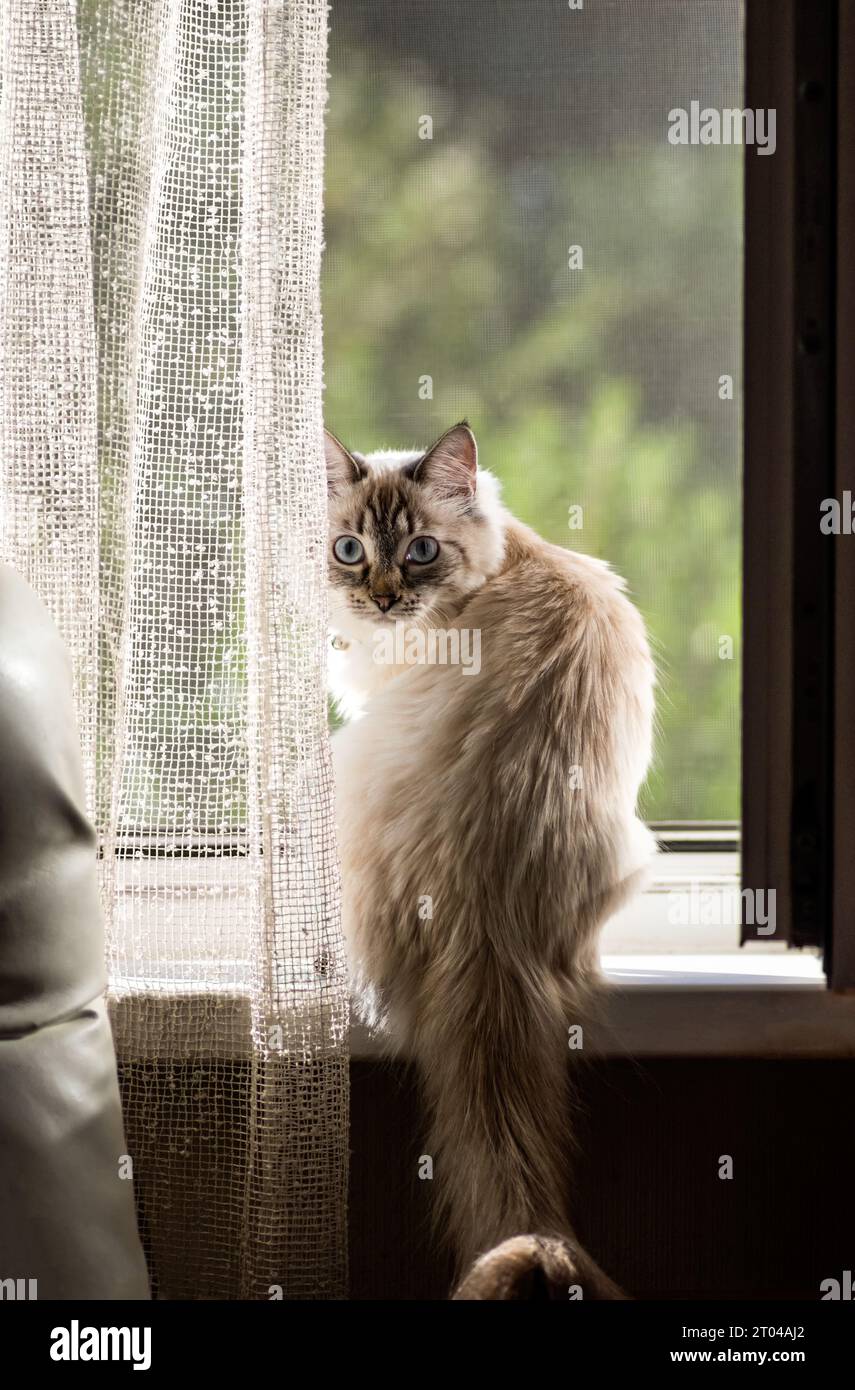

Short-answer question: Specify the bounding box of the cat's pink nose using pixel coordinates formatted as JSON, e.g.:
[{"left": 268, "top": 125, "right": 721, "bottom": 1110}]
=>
[{"left": 371, "top": 594, "right": 397, "bottom": 613}]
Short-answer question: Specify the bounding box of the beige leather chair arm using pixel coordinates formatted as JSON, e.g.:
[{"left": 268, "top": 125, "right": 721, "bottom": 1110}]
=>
[{"left": 0, "top": 566, "right": 150, "bottom": 1300}]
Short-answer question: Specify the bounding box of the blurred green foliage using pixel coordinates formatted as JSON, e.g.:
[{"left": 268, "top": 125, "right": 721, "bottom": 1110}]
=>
[{"left": 323, "top": 47, "right": 742, "bottom": 821}]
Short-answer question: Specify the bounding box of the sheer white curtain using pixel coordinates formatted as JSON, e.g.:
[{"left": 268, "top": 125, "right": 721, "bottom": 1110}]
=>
[{"left": 0, "top": 0, "right": 348, "bottom": 1299}]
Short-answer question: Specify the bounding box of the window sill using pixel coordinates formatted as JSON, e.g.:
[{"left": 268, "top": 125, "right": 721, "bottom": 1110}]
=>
[
  {"left": 347, "top": 952, "right": 855, "bottom": 1061},
  {"left": 110, "top": 952, "right": 855, "bottom": 1063},
  {"left": 109, "top": 850, "right": 855, "bottom": 1061}
]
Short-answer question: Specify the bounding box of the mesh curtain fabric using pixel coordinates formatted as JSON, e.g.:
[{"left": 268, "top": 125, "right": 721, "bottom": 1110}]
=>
[{"left": 0, "top": 0, "right": 348, "bottom": 1299}]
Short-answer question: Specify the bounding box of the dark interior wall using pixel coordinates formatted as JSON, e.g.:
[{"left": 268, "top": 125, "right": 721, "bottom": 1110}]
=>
[{"left": 350, "top": 1057, "right": 855, "bottom": 1300}]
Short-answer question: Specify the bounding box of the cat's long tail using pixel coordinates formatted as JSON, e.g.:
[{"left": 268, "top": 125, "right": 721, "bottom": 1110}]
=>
[
  {"left": 413, "top": 946, "right": 624, "bottom": 1299},
  {"left": 453, "top": 1235, "right": 625, "bottom": 1301}
]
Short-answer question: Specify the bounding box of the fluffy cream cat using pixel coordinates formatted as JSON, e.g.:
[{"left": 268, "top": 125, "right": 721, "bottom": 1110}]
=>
[{"left": 326, "top": 421, "right": 655, "bottom": 1298}]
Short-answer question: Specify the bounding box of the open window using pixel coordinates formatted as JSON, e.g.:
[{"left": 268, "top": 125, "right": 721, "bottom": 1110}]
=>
[
  {"left": 324, "top": 0, "right": 749, "bottom": 971},
  {"left": 326, "top": 0, "right": 855, "bottom": 1009}
]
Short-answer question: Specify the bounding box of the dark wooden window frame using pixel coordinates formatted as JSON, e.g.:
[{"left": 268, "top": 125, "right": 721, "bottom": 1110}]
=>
[{"left": 743, "top": 0, "right": 855, "bottom": 988}]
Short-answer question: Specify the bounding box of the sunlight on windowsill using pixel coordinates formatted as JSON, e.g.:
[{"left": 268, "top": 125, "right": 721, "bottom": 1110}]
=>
[{"left": 107, "top": 850, "right": 849, "bottom": 1063}]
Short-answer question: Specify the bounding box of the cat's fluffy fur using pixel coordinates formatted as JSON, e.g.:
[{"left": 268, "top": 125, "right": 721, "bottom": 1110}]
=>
[{"left": 326, "top": 422, "right": 655, "bottom": 1294}]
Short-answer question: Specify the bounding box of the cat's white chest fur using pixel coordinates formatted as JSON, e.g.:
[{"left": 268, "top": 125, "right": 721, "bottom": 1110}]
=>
[{"left": 328, "top": 627, "right": 410, "bottom": 720}]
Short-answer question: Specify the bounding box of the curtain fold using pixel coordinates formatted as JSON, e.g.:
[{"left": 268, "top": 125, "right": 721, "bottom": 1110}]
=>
[
  {"left": 0, "top": 0, "right": 348, "bottom": 1300},
  {"left": 0, "top": 0, "right": 100, "bottom": 800}
]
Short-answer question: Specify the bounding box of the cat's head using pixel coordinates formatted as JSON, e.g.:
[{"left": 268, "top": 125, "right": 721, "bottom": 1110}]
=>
[{"left": 325, "top": 422, "right": 505, "bottom": 638}]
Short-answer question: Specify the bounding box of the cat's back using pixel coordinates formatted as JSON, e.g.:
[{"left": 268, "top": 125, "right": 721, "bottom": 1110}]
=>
[
  {"left": 341, "top": 517, "right": 654, "bottom": 776},
  {"left": 348, "top": 517, "right": 655, "bottom": 834},
  {"left": 461, "top": 519, "right": 653, "bottom": 718}
]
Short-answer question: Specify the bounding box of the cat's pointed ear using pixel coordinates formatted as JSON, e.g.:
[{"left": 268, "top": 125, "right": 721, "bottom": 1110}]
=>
[
  {"left": 325, "top": 429, "right": 365, "bottom": 495},
  {"left": 411, "top": 421, "right": 477, "bottom": 500}
]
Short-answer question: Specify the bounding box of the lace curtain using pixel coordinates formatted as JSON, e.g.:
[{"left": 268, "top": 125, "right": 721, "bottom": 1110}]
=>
[{"left": 0, "top": 0, "right": 348, "bottom": 1299}]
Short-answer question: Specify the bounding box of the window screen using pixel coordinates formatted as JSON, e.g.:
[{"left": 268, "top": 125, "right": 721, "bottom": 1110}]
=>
[{"left": 324, "top": 0, "right": 744, "bottom": 822}]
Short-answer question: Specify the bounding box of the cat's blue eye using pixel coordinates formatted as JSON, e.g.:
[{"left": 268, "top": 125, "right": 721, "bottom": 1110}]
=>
[
  {"left": 406, "top": 536, "right": 440, "bottom": 564},
  {"left": 333, "top": 535, "right": 365, "bottom": 564}
]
